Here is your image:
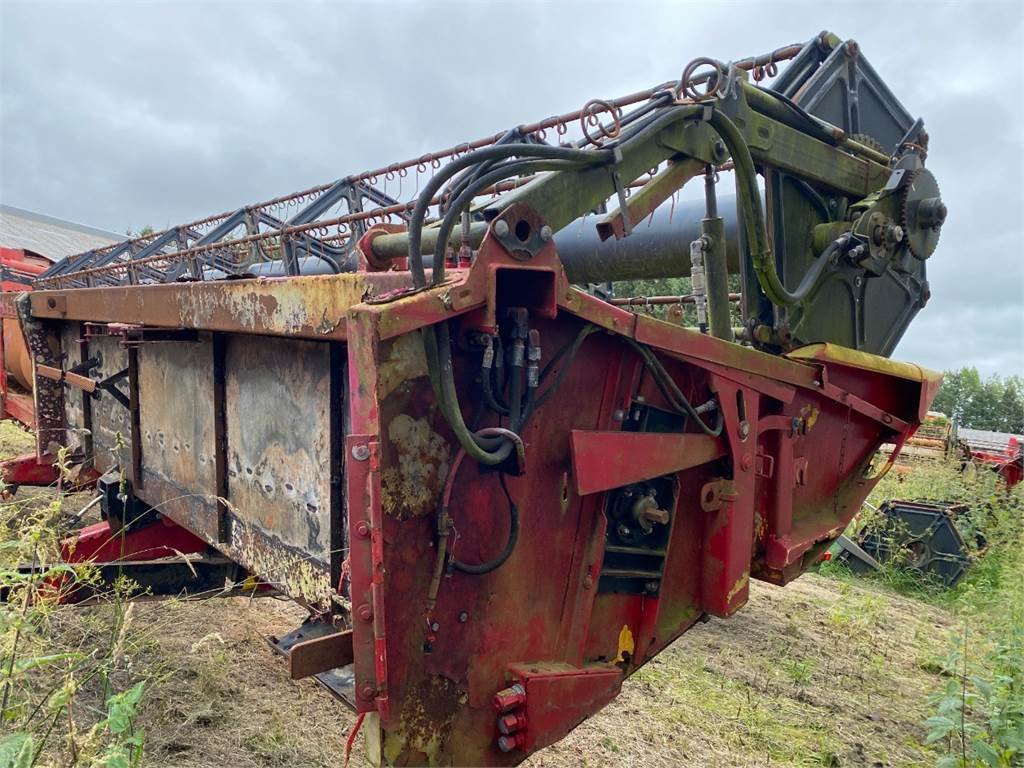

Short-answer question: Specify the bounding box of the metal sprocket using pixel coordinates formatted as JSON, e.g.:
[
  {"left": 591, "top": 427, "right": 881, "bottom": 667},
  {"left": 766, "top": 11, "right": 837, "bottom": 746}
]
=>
[{"left": 899, "top": 168, "right": 944, "bottom": 259}]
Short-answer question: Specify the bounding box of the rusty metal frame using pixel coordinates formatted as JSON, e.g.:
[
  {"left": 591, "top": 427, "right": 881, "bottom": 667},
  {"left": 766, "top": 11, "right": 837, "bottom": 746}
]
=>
[
  {"left": 10, "top": 30, "right": 947, "bottom": 766},
  {"left": 20, "top": 221, "right": 939, "bottom": 765}
]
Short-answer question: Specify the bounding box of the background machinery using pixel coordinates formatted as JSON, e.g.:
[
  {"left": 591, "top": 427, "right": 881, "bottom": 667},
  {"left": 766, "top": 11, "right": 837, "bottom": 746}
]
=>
[{"left": 8, "top": 32, "right": 945, "bottom": 765}]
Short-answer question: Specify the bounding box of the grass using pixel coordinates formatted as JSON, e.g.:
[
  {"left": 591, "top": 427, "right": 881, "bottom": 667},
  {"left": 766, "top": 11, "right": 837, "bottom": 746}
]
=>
[
  {"left": 1, "top": 416, "right": 1020, "bottom": 767},
  {"left": 818, "top": 458, "right": 1024, "bottom": 767},
  {"left": 0, "top": 424, "right": 152, "bottom": 766}
]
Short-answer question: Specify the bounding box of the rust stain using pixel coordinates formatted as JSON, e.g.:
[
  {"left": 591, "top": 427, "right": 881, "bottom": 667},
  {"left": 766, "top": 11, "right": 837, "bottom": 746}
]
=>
[
  {"left": 181, "top": 274, "right": 369, "bottom": 336},
  {"left": 228, "top": 515, "right": 334, "bottom": 606},
  {"left": 383, "top": 676, "right": 463, "bottom": 767},
  {"left": 381, "top": 414, "right": 449, "bottom": 519}
]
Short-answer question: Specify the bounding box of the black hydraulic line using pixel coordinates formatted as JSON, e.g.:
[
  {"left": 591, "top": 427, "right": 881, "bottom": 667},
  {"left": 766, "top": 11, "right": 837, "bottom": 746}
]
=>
[
  {"left": 622, "top": 337, "right": 723, "bottom": 437},
  {"left": 450, "top": 473, "right": 519, "bottom": 575},
  {"left": 430, "top": 158, "right": 592, "bottom": 286},
  {"left": 415, "top": 151, "right": 612, "bottom": 466},
  {"left": 441, "top": 127, "right": 527, "bottom": 214},
  {"left": 481, "top": 356, "right": 510, "bottom": 417},
  {"left": 508, "top": 344, "right": 524, "bottom": 433},
  {"left": 493, "top": 335, "right": 508, "bottom": 408},
  {"left": 425, "top": 322, "right": 513, "bottom": 465},
  {"left": 521, "top": 324, "right": 600, "bottom": 423},
  {"left": 756, "top": 85, "right": 840, "bottom": 145},
  {"left": 406, "top": 143, "right": 611, "bottom": 288}
]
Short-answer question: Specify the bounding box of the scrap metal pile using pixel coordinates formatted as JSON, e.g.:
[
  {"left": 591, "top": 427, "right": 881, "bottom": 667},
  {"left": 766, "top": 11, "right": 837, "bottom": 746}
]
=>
[{"left": 3, "top": 31, "right": 947, "bottom": 765}]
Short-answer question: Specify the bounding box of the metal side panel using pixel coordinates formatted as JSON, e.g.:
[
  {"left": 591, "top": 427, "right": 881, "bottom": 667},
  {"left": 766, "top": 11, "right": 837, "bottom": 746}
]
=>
[
  {"left": 138, "top": 338, "right": 218, "bottom": 536},
  {"left": 61, "top": 331, "right": 131, "bottom": 471},
  {"left": 223, "top": 335, "right": 336, "bottom": 601},
  {"left": 60, "top": 323, "right": 87, "bottom": 454}
]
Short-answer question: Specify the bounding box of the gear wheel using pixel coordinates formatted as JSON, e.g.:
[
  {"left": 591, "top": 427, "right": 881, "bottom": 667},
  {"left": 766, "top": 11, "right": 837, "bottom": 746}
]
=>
[
  {"left": 899, "top": 168, "right": 944, "bottom": 259},
  {"left": 850, "top": 133, "right": 886, "bottom": 155}
]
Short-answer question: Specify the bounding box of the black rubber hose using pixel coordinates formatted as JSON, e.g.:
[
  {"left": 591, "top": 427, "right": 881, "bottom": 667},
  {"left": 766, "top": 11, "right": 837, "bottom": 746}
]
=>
[
  {"left": 521, "top": 324, "right": 600, "bottom": 423},
  {"left": 508, "top": 346, "right": 524, "bottom": 432},
  {"left": 406, "top": 143, "right": 611, "bottom": 288},
  {"left": 622, "top": 338, "right": 724, "bottom": 437},
  {"left": 481, "top": 359, "right": 509, "bottom": 416},
  {"left": 426, "top": 321, "right": 513, "bottom": 465},
  {"left": 430, "top": 158, "right": 591, "bottom": 287},
  {"left": 424, "top": 158, "right": 601, "bottom": 465},
  {"left": 451, "top": 473, "right": 519, "bottom": 575}
]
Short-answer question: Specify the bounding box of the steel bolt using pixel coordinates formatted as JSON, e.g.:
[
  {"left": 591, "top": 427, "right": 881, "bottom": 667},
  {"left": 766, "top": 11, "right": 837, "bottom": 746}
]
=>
[
  {"left": 738, "top": 420, "right": 750, "bottom": 439},
  {"left": 497, "top": 734, "right": 525, "bottom": 753},
  {"left": 355, "top": 521, "right": 371, "bottom": 538},
  {"left": 357, "top": 603, "right": 373, "bottom": 622},
  {"left": 359, "top": 683, "right": 376, "bottom": 700},
  {"left": 493, "top": 683, "right": 526, "bottom": 713},
  {"left": 351, "top": 444, "right": 370, "bottom": 461},
  {"left": 498, "top": 710, "right": 527, "bottom": 735},
  {"left": 539, "top": 225, "right": 553, "bottom": 242},
  {"left": 493, "top": 220, "right": 510, "bottom": 237},
  {"left": 583, "top": 573, "right": 594, "bottom": 590},
  {"left": 645, "top": 580, "right": 660, "bottom": 593},
  {"left": 612, "top": 408, "right": 625, "bottom": 422},
  {"left": 430, "top": 621, "right": 440, "bottom": 632},
  {"left": 458, "top": 611, "right": 469, "bottom": 623}
]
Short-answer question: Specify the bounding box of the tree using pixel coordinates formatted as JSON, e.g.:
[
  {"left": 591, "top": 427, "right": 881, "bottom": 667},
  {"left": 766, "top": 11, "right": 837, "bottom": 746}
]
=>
[{"left": 931, "top": 367, "right": 1024, "bottom": 433}]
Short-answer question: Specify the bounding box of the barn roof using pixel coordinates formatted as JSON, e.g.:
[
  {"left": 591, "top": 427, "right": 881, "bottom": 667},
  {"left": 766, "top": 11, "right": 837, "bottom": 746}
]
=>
[{"left": 0, "top": 203, "right": 121, "bottom": 261}]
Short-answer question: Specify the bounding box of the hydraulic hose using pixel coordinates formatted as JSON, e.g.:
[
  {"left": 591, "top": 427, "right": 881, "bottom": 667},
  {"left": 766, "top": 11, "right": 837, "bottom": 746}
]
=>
[
  {"left": 450, "top": 471, "right": 519, "bottom": 575},
  {"left": 622, "top": 337, "right": 724, "bottom": 437},
  {"left": 702, "top": 107, "right": 810, "bottom": 307},
  {"left": 406, "top": 143, "right": 612, "bottom": 288},
  {"left": 408, "top": 145, "right": 611, "bottom": 466},
  {"left": 430, "top": 158, "right": 593, "bottom": 287},
  {"left": 431, "top": 428, "right": 524, "bottom": 578}
]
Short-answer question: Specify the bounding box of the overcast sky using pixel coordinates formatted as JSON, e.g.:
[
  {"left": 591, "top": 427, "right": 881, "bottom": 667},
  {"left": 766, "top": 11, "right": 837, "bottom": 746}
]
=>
[{"left": 1, "top": 1, "right": 1021, "bottom": 377}]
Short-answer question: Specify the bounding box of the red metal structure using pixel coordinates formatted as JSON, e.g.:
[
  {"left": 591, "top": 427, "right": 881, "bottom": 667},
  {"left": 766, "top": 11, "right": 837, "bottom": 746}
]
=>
[
  {"left": 962, "top": 430, "right": 1024, "bottom": 489},
  {"left": 0, "top": 246, "right": 49, "bottom": 427},
  {"left": 0, "top": 247, "right": 75, "bottom": 495},
  {"left": 7, "top": 33, "right": 946, "bottom": 764}
]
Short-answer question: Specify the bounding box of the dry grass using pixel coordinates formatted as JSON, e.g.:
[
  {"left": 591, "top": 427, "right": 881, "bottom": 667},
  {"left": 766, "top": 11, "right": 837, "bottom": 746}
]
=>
[
  {"left": 0, "top": 420, "right": 973, "bottom": 766},
  {"left": 112, "top": 573, "right": 952, "bottom": 768}
]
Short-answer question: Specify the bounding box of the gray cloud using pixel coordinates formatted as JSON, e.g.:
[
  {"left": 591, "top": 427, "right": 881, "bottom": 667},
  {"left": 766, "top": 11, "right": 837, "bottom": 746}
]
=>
[{"left": 1, "top": 0, "right": 1021, "bottom": 376}]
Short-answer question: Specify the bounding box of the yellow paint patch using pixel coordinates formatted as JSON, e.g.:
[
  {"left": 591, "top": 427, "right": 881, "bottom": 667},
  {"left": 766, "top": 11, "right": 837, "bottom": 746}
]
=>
[
  {"left": 615, "top": 624, "right": 635, "bottom": 664},
  {"left": 800, "top": 404, "right": 820, "bottom": 431},
  {"left": 726, "top": 571, "right": 750, "bottom": 604}
]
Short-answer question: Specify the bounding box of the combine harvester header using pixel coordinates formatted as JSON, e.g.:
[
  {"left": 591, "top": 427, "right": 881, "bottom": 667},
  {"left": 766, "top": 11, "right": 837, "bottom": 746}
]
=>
[{"left": 11, "top": 31, "right": 944, "bottom": 765}]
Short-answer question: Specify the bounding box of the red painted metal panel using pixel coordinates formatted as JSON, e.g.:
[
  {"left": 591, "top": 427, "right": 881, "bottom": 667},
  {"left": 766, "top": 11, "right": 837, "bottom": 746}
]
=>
[
  {"left": 60, "top": 517, "right": 208, "bottom": 564},
  {"left": 569, "top": 430, "right": 725, "bottom": 495}
]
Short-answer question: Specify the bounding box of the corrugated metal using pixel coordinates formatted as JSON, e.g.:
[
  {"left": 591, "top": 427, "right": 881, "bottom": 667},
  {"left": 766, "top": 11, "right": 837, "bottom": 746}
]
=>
[
  {"left": 959, "top": 427, "right": 1024, "bottom": 454},
  {"left": 0, "top": 204, "right": 121, "bottom": 260}
]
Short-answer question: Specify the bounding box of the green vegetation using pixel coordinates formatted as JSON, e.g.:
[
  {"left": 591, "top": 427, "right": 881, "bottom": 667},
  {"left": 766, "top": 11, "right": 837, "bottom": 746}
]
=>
[
  {"left": 930, "top": 368, "right": 1024, "bottom": 434},
  {"left": 0, "top": 424, "right": 149, "bottom": 767},
  {"left": 820, "top": 459, "right": 1023, "bottom": 767}
]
